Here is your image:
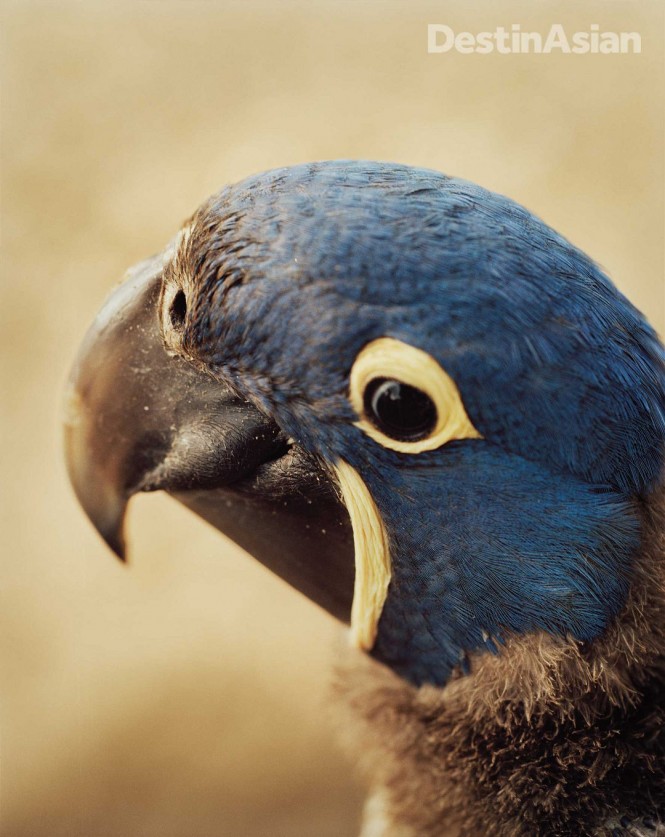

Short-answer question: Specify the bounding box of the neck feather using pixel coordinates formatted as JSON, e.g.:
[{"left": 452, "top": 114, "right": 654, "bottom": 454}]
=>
[{"left": 335, "top": 488, "right": 665, "bottom": 836}]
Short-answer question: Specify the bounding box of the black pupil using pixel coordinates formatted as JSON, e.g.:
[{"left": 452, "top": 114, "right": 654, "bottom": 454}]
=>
[
  {"left": 169, "top": 290, "right": 187, "bottom": 330},
  {"left": 363, "top": 378, "right": 437, "bottom": 442}
]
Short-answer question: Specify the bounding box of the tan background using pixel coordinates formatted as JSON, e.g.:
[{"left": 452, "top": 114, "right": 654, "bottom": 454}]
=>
[{"left": 2, "top": 1, "right": 664, "bottom": 835}]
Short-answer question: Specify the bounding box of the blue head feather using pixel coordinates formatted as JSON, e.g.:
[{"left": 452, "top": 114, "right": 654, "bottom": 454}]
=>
[{"left": 177, "top": 161, "right": 665, "bottom": 686}]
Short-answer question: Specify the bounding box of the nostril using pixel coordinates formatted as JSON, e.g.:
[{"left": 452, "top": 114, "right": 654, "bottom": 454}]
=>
[{"left": 169, "top": 290, "right": 187, "bottom": 331}]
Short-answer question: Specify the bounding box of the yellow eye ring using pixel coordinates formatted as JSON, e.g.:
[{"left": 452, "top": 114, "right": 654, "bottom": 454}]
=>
[{"left": 349, "top": 338, "right": 482, "bottom": 453}]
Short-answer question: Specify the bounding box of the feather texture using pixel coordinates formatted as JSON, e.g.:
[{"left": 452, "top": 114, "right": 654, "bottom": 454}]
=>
[{"left": 335, "top": 488, "right": 665, "bottom": 836}]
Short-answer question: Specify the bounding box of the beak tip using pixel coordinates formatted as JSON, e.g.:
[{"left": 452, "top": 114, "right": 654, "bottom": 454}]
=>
[
  {"left": 104, "top": 530, "right": 127, "bottom": 562},
  {"left": 88, "top": 502, "right": 129, "bottom": 563},
  {"left": 64, "top": 421, "right": 130, "bottom": 563}
]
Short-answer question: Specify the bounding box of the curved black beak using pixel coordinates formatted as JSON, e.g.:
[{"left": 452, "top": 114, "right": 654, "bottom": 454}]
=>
[{"left": 64, "top": 253, "right": 355, "bottom": 624}]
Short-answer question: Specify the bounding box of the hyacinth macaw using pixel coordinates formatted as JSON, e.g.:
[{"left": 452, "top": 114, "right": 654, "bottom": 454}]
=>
[{"left": 65, "top": 161, "right": 665, "bottom": 836}]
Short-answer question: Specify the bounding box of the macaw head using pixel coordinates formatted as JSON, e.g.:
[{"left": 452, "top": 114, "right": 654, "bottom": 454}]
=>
[{"left": 65, "top": 161, "right": 665, "bottom": 687}]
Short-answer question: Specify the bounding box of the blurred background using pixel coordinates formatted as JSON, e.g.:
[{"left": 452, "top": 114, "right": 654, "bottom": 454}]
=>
[{"left": 2, "top": 1, "right": 663, "bottom": 835}]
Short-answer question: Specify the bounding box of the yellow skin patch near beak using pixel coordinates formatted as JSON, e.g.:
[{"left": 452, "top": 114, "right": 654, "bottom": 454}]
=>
[
  {"left": 334, "top": 460, "right": 392, "bottom": 650},
  {"left": 349, "top": 337, "right": 482, "bottom": 454}
]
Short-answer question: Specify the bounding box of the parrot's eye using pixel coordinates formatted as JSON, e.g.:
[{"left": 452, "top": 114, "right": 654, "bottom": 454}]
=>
[
  {"left": 349, "top": 337, "right": 482, "bottom": 454},
  {"left": 364, "top": 378, "right": 437, "bottom": 441},
  {"left": 160, "top": 278, "right": 190, "bottom": 355},
  {"left": 169, "top": 290, "right": 187, "bottom": 331}
]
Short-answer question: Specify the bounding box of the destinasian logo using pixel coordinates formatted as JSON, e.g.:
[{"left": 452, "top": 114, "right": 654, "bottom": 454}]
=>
[{"left": 428, "top": 24, "right": 641, "bottom": 55}]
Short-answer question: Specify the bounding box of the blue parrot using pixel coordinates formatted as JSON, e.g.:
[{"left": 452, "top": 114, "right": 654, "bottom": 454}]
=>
[{"left": 65, "top": 161, "right": 665, "bottom": 836}]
